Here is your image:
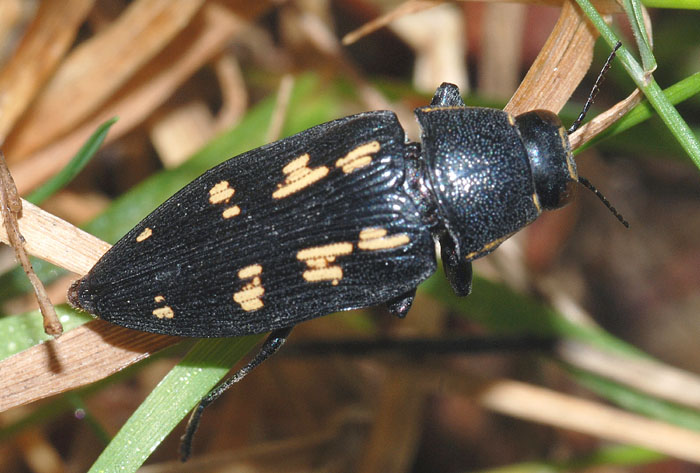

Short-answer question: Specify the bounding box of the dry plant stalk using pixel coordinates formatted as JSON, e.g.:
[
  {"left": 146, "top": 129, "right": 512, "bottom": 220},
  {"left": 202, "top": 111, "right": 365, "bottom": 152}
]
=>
[
  {"left": 341, "top": 0, "right": 439, "bottom": 46},
  {"left": 0, "top": 197, "right": 109, "bottom": 276},
  {"left": 3, "top": 0, "right": 205, "bottom": 160},
  {"left": 0, "top": 0, "right": 94, "bottom": 144},
  {"left": 0, "top": 320, "right": 179, "bottom": 412},
  {"left": 505, "top": 0, "right": 597, "bottom": 114},
  {"left": 387, "top": 362, "right": 700, "bottom": 464},
  {"left": 11, "top": 2, "right": 244, "bottom": 195},
  {"left": 0, "top": 153, "right": 61, "bottom": 336},
  {"left": 479, "top": 378, "right": 700, "bottom": 463},
  {"left": 560, "top": 339, "right": 700, "bottom": 409},
  {"left": 569, "top": 89, "right": 643, "bottom": 149}
]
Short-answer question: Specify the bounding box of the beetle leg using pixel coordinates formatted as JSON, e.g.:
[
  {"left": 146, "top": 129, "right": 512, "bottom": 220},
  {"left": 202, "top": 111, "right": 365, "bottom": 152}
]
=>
[
  {"left": 386, "top": 287, "right": 417, "bottom": 318},
  {"left": 440, "top": 234, "right": 473, "bottom": 297},
  {"left": 179, "top": 327, "right": 293, "bottom": 461},
  {"left": 430, "top": 83, "right": 465, "bottom": 107}
]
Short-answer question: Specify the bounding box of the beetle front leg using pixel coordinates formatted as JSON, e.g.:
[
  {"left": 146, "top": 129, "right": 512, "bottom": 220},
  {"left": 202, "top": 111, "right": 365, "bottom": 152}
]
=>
[
  {"left": 430, "top": 82, "right": 465, "bottom": 107},
  {"left": 440, "top": 234, "right": 473, "bottom": 297}
]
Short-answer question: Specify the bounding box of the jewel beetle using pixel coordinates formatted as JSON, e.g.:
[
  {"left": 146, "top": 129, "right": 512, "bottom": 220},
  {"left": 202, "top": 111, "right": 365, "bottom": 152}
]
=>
[{"left": 68, "top": 48, "right": 626, "bottom": 461}]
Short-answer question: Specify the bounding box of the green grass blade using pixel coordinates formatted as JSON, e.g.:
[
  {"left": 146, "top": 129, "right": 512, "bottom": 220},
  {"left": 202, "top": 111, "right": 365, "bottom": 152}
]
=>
[
  {"left": 475, "top": 445, "right": 664, "bottom": 472},
  {"left": 87, "top": 335, "right": 262, "bottom": 472},
  {"left": 576, "top": 0, "right": 700, "bottom": 170},
  {"left": 624, "top": 0, "right": 656, "bottom": 73},
  {"left": 641, "top": 0, "right": 700, "bottom": 8},
  {"left": 25, "top": 118, "right": 118, "bottom": 205}
]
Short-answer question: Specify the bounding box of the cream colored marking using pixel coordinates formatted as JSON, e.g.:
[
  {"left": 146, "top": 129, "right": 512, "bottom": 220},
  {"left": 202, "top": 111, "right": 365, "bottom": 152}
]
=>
[
  {"left": 222, "top": 206, "right": 241, "bottom": 219},
  {"left": 358, "top": 228, "right": 386, "bottom": 240},
  {"left": 297, "top": 242, "right": 353, "bottom": 285},
  {"left": 464, "top": 235, "right": 510, "bottom": 261},
  {"left": 358, "top": 227, "right": 410, "bottom": 251},
  {"left": 506, "top": 113, "right": 516, "bottom": 127},
  {"left": 238, "top": 264, "right": 262, "bottom": 279},
  {"left": 136, "top": 227, "right": 153, "bottom": 242},
  {"left": 237, "top": 297, "right": 264, "bottom": 312},
  {"left": 296, "top": 242, "right": 353, "bottom": 261},
  {"left": 272, "top": 153, "right": 329, "bottom": 199},
  {"left": 303, "top": 267, "right": 344, "bottom": 285},
  {"left": 335, "top": 141, "right": 380, "bottom": 173},
  {"left": 154, "top": 295, "right": 165, "bottom": 303},
  {"left": 532, "top": 193, "right": 542, "bottom": 214},
  {"left": 209, "top": 180, "right": 235, "bottom": 204},
  {"left": 153, "top": 306, "right": 174, "bottom": 319},
  {"left": 208, "top": 181, "right": 241, "bottom": 219},
  {"left": 234, "top": 265, "right": 264, "bottom": 311}
]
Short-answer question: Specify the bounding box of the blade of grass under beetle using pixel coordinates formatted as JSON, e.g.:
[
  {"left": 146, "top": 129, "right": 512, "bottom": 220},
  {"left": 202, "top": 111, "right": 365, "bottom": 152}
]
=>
[
  {"left": 88, "top": 335, "right": 262, "bottom": 473},
  {"left": 24, "top": 117, "right": 118, "bottom": 205}
]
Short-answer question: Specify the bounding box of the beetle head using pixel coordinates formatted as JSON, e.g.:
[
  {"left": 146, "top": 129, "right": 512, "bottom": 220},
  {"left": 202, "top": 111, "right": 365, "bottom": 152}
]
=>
[{"left": 515, "top": 110, "right": 578, "bottom": 211}]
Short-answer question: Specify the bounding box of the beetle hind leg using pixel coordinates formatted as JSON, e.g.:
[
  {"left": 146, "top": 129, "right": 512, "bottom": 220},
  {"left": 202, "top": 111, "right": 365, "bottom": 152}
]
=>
[{"left": 179, "top": 327, "right": 293, "bottom": 461}]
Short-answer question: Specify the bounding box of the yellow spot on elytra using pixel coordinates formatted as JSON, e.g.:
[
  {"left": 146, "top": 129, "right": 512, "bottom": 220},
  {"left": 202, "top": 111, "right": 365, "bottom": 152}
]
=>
[
  {"left": 234, "top": 264, "right": 264, "bottom": 311},
  {"left": 153, "top": 306, "right": 174, "bottom": 319},
  {"left": 297, "top": 242, "right": 352, "bottom": 285},
  {"left": 152, "top": 295, "right": 173, "bottom": 318},
  {"left": 238, "top": 264, "right": 262, "bottom": 279},
  {"left": 136, "top": 227, "right": 153, "bottom": 242},
  {"left": 208, "top": 180, "right": 241, "bottom": 219},
  {"left": 209, "top": 181, "right": 235, "bottom": 204},
  {"left": 336, "top": 141, "right": 380, "bottom": 173},
  {"left": 507, "top": 113, "right": 516, "bottom": 127},
  {"left": 222, "top": 206, "right": 241, "bottom": 218},
  {"left": 358, "top": 227, "right": 410, "bottom": 251},
  {"left": 272, "top": 154, "right": 329, "bottom": 199}
]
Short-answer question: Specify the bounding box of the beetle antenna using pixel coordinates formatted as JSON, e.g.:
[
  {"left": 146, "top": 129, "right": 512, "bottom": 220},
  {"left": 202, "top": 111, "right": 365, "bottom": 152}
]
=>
[
  {"left": 568, "top": 41, "right": 622, "bottom": 134},
  {"left": 578, "top": 176, "right": 629, "bottom": 228}
]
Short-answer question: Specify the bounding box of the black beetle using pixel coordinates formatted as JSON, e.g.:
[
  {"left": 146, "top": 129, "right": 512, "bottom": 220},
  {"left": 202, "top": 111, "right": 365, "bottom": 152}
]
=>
[{"left": 68, "top": 50, "right": 626, "bottom": 460}]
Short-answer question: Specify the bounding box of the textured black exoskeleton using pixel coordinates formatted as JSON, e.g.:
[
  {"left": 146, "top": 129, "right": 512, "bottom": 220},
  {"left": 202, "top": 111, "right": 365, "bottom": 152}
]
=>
[
  {"left": 69, "top": 86, "right": 579, "bottom": 334},
  {"left": 69, "top": 63, "right": 625, "bottom": 460}
]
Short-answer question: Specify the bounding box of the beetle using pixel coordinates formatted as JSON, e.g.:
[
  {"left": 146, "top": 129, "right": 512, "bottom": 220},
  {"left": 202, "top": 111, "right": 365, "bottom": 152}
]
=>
[{"left": 68, "top": 48, "right": 626, "bottom": 461}]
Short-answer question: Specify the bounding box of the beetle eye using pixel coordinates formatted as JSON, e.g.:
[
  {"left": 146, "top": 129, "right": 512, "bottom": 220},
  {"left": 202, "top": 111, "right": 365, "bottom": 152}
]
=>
[{"left": 515, "top": 110, "right": 577, "bottom": 210}]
